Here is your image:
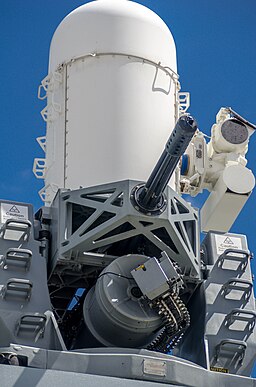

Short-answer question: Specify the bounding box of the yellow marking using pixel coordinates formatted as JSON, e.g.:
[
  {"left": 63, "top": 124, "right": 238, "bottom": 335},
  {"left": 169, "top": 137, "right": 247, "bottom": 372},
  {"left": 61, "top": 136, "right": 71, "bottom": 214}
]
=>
[
  {"left": 135, "top": 264, "right": 145, "bottom": 271},
  {"left": 210, "top": 366, "right": 229, "bottom": 374}
]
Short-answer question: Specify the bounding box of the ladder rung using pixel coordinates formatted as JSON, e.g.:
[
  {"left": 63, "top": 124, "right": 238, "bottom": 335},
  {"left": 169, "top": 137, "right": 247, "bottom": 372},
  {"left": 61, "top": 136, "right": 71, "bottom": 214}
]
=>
[
  {"left": 15, "top": 314, "right": 47, "bottom": 339},
  {"left": 218, "top": 249, "right": 250, "bottom": 270},
  {"left": 215, "top": 339, "right": 247, "bottom": 364},
  {"left": 226, "top": 309, "right": 256, "bottom": 331},
  {"left": 0, "top": 219, "right": 32, "bottom": 242},
  {"left": 2, "top": 278, "right": 33, "bottom": 301},
  {"left": 3, "top": 248, "right": 32, "bottom": 271},
  {"left": 221, "top": 278, "right": 253, "bottom": 300}
]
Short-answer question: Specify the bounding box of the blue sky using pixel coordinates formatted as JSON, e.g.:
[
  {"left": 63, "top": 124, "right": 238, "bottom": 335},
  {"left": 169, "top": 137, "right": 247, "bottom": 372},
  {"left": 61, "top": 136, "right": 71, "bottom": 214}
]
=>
[{"left": 1, "top": 0, "right": 256, "bottom": 376}]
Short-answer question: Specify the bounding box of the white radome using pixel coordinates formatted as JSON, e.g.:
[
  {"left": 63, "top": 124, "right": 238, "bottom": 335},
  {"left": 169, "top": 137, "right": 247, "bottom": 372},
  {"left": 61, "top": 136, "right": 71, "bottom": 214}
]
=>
[{"left": 40, "top": 0, "right": 178, "bottom": 204}]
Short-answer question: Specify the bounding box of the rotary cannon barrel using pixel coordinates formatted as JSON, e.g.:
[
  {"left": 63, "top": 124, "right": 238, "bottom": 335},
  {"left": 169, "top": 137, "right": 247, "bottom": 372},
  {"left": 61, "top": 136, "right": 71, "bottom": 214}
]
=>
[{"left": 131, "top": 115, "right": 197, "bottom": 215}]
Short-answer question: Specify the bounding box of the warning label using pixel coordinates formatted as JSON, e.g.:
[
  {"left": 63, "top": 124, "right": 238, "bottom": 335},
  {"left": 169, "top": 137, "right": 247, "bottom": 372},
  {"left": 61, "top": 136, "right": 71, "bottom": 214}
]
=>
[
  {"left": 0, "top": 203, "right": 29, "bottom": 224},
  {"left": 210, "top": 366, "right": 228, "bottom": 373},
  {"left": 215, "top": 234, "right": 242, "bottom": 256}
]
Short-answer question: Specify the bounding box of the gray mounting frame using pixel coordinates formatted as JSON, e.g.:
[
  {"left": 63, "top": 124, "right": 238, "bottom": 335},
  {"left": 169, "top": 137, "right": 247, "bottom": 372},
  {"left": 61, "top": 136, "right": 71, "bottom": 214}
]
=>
[{"left": 50, "top": 180, "right": 200, "bottom": 279}]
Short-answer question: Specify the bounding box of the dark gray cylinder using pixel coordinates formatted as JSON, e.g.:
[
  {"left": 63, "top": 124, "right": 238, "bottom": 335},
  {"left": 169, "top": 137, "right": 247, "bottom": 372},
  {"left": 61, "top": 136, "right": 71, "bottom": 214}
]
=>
[
  {"left": 83, "top": 255, "right": 161, "bottom": 348},
  {"left": 131, "top": 115, "right": 197, "bottom": 214}
]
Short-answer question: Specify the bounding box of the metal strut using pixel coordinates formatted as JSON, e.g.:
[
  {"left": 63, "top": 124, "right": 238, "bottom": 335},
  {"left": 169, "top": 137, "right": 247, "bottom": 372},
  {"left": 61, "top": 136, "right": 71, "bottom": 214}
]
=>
[{"left": 148, "top": 292, "right": 190, "bottom": 353}]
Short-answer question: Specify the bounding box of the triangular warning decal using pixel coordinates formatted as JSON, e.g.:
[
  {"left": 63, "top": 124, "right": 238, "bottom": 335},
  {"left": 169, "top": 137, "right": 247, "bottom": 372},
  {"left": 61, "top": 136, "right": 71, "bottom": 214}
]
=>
[
  {"left": 223, "top": 237, "right": 234, "bottom": 245},
  {"left": 8, "top": 205, "right": 20, "bottom": 214}
]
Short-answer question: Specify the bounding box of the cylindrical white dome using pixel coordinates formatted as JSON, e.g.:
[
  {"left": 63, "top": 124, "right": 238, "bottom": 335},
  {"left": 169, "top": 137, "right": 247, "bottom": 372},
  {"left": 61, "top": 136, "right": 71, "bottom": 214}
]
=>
[
  {"left": 43, "top": 0, "right": 178, "bottom": 204},
  {"left": 49, "top": 0, "right": 176, "bottom": 71}
]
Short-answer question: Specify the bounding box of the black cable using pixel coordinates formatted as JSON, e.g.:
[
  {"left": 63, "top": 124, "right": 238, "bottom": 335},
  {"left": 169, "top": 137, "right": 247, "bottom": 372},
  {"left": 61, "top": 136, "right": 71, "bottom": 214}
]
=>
[{"left": 98, "top": 271, "right": 133, "bottom": 280}]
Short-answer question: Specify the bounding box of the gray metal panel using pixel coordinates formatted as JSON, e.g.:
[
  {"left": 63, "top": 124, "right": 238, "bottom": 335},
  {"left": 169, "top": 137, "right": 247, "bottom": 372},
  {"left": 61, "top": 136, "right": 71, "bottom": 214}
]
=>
[
  {"left": 201, "top": 231, "right": 249, "bottom": 265},
  {"left": 0, "top": 346, "right": 255, "bottom": 387},
  {"left": 0, "top": 201, "right": 65, "bottom": 351},
  {"left": 0, "top": 200, "right": 34, "bottom": 232},
  {"left": 131, "top": 256, "right": 170, "bottom": 300},
  {"left": 202, "top": 232, "right": 256, "bottom": 376},
  {"left": 0, "top": 365, "right": 178, "bottom": 387},
  {"left": 174, "top": 282, "right": 208, "bottom": 368}
]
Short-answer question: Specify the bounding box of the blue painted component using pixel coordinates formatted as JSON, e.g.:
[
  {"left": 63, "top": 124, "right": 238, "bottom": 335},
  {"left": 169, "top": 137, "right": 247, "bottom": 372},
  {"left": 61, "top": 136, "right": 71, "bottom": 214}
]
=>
[{"left": 181, "top": 154, "right": 189, "bottom": 176}]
